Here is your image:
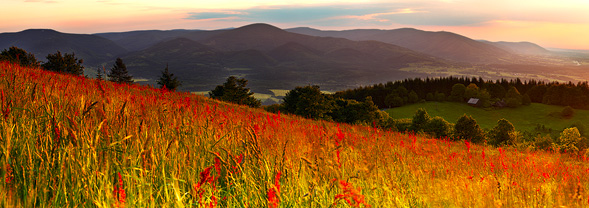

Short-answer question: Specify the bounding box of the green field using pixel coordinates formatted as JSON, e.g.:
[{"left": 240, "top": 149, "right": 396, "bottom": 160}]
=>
[{"left": 385, "top": 102, "right": 588, "bottom": 132}]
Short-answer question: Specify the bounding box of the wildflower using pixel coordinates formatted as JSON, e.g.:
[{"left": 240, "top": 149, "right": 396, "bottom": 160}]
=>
[
  {"left": 113, "top": 172, "right": 126, "bottom": 207},
  {"left": 267, "top": 172, "right": 281, "bottom": 208},
  {"left": 333, "top": 180, "right": 370, "bottom": 207}
]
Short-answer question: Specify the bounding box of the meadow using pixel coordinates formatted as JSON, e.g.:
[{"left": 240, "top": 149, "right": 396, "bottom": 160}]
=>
[
  {"left": 1, "top": 61, "right": 589, "bottom": 207},
  {"left": 385, "top": 102, "right": 588, "bottom": 133}
]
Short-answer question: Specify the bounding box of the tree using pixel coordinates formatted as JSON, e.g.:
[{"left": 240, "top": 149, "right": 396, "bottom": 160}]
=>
[
  {"left": 424, "top": 116, "right": 451, "bottom": 138},
  {"left": 0, "top": 46, "right": 39, "bottom": 67},
  {"left": 331, "top": 97, "right": 382, "bottom": 124},
  {"left": 107, "top": 58, "right": 133, "bottom": 84},
  {"left": 407, "top": 90, "right": 419, "bottom": 103},
  {"left": 522, "top": 94, "right": 532, "bottom": 105},
  {"left": 453, "top": 114, "right": 485, "bottom": 143},
  {"left": 505, "top": 86, "right": 522, "bottom": 108},
  {"left": 281, "top": 85, "right": 332, "bottom": 119},
  {"left": 42, "top": 51, "right": 84, "bottom": 76},
  {"left": 489, "top": 118, "right": 516, "bottom": 146},
  {"left": 555, "top": 127, "right": 583, "bottom": 152},
  {"left": 157, "top": 64, "right": 181, "bottom": 91},
  {"left": 425, "top": 93, "right": 434, "bottom": 101},
  {"left": 385, "top": 93, "right": 404, "bottom": 107},
  {"left": 410, "top": 108, "right": 430, "bottom": 132},
  {"left": 96, "top": 67, "right": 105, "bottom": 81},
  {"left": 464, "top": 83, "right": 479, "bottom": 100},
  {"left": 449, "top": 83, "right": 466, "bottom": 102},
  {"left": 210, "top": 76, "right": 261, "bottom": 108},
  {"left": 435, "top": 92, "right": 446, "bottom": 102}
]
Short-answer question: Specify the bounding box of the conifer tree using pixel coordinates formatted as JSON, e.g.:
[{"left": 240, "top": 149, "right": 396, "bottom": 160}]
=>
[
  {"left": 107, "top": 57, "right": 133, "bottom": 84},
  {"left": 157, "top": 64, "right": 181, "bottom": 91}
]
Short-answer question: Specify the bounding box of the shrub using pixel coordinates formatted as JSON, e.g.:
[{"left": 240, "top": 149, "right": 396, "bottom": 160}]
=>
[
  {"left": 410, "top": 108, "right": 430, "bottom": 132},
  {"left": 489, "top": 118, "right": 516, "bottom": 146},
  {"left": 453, "top": 114, "right": 485, "bottom": 143},
  {"left": 561, "top": 106, "right": 574, "bottom": 118},
  {"left": 424, "top": 116, "right": 451, "bottom": 138}
]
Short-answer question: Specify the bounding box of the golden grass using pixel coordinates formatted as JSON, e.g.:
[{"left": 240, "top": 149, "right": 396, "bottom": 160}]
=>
[{"left": 1, "top": 61, "right": 588, "bottom": 207}]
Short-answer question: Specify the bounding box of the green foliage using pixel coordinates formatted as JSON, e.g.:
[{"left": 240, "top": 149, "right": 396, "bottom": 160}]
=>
[
  {"left": 522, "top": 94, "right": 532, "bottom": 106},
  {"left": 107, "top": 57, "right": 134, "bottom": 84},
  {"left": 453, "top": 114, "right": 485, "bottom": 143},
  {"left": 425, "top": 93, "right": 434, "bottom": 101},
  {"left": 435, "top": 92, "right": 446, "bottom": 102},
  {"left": 505, "top": 86, "right": 522, "bottom": 108},
  {"left": 157, "top": 64, "right": 181, "bottom": 91},
  {"left": 42, "top": 51, "right": 84, "bottom": 76},
  {"left": 489, "top": 118, "right": 516, "bottom": 146},
  {"left": 410, "top": 108, "right": 430, "bottom": 132},
  {"left": 385, "top": 93, "right": 404, "bottom": 107},
  {"left": 331, "top": 96, "right": 383, "bottom": 125},
  {"left": 264, "top": 104, "right": 281, "bottom": 113},
  {"left": 475, "top": 89, "right": 492, "bottom": 108},
  {"left": 449, "top": 83, "right": 466, "bottom": 102},
  {"left": 561, "top": 106, "right": 574, "bottom": 118},
  {"left": 424, "top": 116, "right": 452, "bottom": 138},
  {"left": 555, "top": 127, "right": 584, "bottom": 152},
  {"left": 210, "top": 76, "right": 261, "bottom": 108},
  {"left": 407, "top": 90, "right": 419, "bottom": 104},
  {"left": 281, "top": 85, "right": 332, "bottom": 119},
  {"left": 464, "top": 83, "right": 479, "bottom": 100},
  {"left": 394, "top": 118, "right": 412, "bottom": 132},
  {"left": 0, "top": 46, "right": 39, "bottom": 68}
]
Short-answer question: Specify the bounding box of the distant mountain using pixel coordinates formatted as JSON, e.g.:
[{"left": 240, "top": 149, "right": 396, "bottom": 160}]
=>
[
  {"left": 96, "top": 29, "right": 226, "bottom": 51},
  {"left": 119, "top": 24, "right": 443, "bottom": 94},
  {"left": 286, "top": 27, "right": 515, "bottom": 63},
  {"left": 0, "top": 29, "right": 127, "bottom": 65},
  {"left": 479, "top": 40, "right": 551, "bottom": 56}
]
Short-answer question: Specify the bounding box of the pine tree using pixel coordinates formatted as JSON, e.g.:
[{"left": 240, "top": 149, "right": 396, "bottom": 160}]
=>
[
  {"left": 96, "top": 66, "right": 105, "bottom": 80},
  {"left": 107, "top": 58, "right": 133, "bottom": 84},
  {"left": 157, "top": 64, "right": 181, "bottom": 91}
]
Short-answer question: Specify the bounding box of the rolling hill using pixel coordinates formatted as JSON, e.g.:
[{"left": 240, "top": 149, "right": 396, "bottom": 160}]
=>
[
  {"left": 0, "top": 29, "right": 127, "bottom": 65},
  {"left": 286, "top": 27, "right": 520, "bottom": 63}
]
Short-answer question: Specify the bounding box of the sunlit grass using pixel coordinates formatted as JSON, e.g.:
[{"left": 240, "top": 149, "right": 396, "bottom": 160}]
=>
[{"left": 1, "top": 61, "right": 589, "bottom": 207}]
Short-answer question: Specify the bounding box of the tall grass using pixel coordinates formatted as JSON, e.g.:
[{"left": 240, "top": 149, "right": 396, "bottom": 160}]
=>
[{"left": 1, "top": 61, "right": 588, "bottom": 207}]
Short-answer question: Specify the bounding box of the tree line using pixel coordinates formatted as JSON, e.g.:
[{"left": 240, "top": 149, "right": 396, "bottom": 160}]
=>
[
  {"left": 0, "top": 46, "right": 181, "bottom": 91},
  {"left": 400, "top": 108, "right": 588, "bottom": 154},
  {"left": 335, "top": 76, "right": 589, "bottom": 109}
]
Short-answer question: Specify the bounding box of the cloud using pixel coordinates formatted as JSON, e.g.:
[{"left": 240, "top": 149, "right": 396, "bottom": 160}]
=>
[{"left": 184, "top": 3, "right": 497, "bottom": 27}]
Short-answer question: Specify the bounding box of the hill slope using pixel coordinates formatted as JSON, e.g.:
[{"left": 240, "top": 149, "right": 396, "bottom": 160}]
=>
[
  {"left": 287, "top": 27, "right": 515, "bottom": 63},
  {"left": 1, "top": 61, "right": 589, "bottom": 207},
  {"left": 0, "top": 29, "right": 127, "bottom": 65}
]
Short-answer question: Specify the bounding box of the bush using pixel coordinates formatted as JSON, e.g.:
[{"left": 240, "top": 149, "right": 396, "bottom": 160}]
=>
[
  {"left": 453, "top": 114, "right": 485, "bottom": 143},
  {"left": 489, "top": 118, "right": 516, "bottom": 146},
  {"left": 561, "top": 106, "right": 574, "bottom": 118},
  {"left": 410, "top": 108, "right": 430, "bottom": 132},
  {"left": 555, "top": 127, "right": 584, "bottom": 152},
  {"left": 424, "top": 116, "right": 451, "bottom": 138}
]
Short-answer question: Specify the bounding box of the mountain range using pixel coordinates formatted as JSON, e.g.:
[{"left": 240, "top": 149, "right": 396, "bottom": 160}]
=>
[{"left": 1, "top": 23, "right": 585, "bottom": 104}]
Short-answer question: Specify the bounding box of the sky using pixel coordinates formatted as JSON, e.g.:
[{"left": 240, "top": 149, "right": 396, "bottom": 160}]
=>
[{"left": 1, "top": 0, "right": 588, "bottom": 50}]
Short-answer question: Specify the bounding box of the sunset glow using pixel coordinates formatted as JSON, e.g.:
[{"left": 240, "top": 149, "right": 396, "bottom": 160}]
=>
[{"left": 1, "top": 0, "right": 588, "bottom": 49}]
